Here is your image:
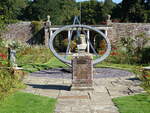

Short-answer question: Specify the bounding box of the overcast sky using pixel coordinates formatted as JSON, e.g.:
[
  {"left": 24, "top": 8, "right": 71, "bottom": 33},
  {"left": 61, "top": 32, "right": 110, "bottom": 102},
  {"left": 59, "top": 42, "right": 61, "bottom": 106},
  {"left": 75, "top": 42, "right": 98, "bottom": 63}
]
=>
[{"left": 76, "top": 0, "right": 122, "bottom": 4}]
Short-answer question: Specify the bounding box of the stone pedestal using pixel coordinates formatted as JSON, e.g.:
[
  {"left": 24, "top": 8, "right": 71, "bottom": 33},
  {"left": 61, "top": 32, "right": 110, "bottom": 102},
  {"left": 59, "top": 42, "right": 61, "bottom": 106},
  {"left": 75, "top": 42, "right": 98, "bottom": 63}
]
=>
[
  {"left": 44, "top": 28, "right": 49, "bottom": 47},
  {"left": 71, "top": 54, "right": 94, "bottom": 90}
]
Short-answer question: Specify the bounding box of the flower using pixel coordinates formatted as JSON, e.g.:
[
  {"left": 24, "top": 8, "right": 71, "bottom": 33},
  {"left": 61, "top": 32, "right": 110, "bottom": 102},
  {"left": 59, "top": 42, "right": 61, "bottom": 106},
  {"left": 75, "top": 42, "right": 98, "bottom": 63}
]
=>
[
  {"left": 99, "top": 51, "right": 105, "bottom": 55},
  {"left": 143, "top": 75, "right": 150, "bottom": 78},
  {"left": 111, "top": 52, "right": 118, "bottom": 56},
  {"left": 112, "top": 47, "right": 117, "bottom": 50},
  {"left": 0, "top": 53, "right": 7, "bottom": 59}
]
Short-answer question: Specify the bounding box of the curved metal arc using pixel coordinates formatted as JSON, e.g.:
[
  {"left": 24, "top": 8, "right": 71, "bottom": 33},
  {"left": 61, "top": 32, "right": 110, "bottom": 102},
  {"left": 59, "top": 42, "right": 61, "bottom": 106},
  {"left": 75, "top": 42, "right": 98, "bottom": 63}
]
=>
[
  {"left": 93, "top": 31, "right": 111, "bottom": 65},
  {"left": 65, "top": 29, "right": 73, "bottom": 56},
  {"left": 82, "top": 30, "right": 98, "bottom": 56},
  {"left": 48, "top": 25, "right": 111, "bottom": 66},
  {"left": 66, "top": 17, "right": 81, "bottom": 56},
  {"left": 48, "top": 28, "right": 71, "bottom": 64}
]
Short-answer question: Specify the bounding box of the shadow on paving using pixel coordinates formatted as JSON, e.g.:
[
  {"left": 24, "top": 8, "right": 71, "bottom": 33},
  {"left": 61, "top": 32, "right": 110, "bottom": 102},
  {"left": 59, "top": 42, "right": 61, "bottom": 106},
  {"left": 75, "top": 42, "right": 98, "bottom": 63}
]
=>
[
  {"left": 27, "top": 84, "right": 70, "bottom": 91},
  {"left": 34, "top": 70, "right": 63, "bottom": 74},
  {"left": 127, "top": 77, "right": 140, "bottom": 81}
]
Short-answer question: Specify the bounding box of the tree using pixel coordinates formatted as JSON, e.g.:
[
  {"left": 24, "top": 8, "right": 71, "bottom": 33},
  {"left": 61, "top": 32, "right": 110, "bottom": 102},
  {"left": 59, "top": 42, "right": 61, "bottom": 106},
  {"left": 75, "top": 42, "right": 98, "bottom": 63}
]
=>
[
  {"left": 104, "top": 0, "right": 115, "bottom": 11},
  {"left": 80, "top": 1, "right": 104, "bottom": 24},
  {"left": 23, "top": 0, "right": 79, "bottom": 25},
  {"left": 0, "top": 0, "right": 27, "bottom": 20},
  {"left": 145, "top": 0, "right": 150, "bottom": 22},
  {"left": 112, "top": 3, "right": 122, "bottom": 21},
  {"left": 0, "top": 7, "right": 5, "bottom": 31},
  {"left": 102, "top": 0, "right": 116, "bottom": 17},
  {"left": 121, "top": 0, "right": 147, "bottom": 22},
  {"left": 57, "top": 0, "right": 79, "bottom": 24},
  {"left": 143, "top": 0, "right": 150, "bottom": 9}
]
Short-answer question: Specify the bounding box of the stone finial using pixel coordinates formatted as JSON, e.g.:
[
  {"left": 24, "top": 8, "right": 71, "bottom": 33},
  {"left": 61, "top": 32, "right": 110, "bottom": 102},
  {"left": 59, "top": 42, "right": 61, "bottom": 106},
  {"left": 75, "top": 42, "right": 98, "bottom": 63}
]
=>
[
  {"left": 107, "top": 15, "right": 111, "bottom": 20},
  {"left": 46, "top": 15, "right": 51, "bottom": 26},
  {"left": 47, "top": 15, "right": 50, "bottom": 22},
  {"left": 106, "top": 14, "right": 112, "bottom": 26},
  {"left": 77, "top": 34, "right": 87, "bottom": 53}
]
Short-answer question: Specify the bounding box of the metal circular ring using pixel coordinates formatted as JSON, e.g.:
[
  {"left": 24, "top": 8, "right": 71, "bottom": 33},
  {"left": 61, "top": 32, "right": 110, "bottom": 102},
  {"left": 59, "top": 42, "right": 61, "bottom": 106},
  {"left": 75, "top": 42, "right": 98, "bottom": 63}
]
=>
[{"left": 49, "top": 25, "right": 111, "bottom": 66}]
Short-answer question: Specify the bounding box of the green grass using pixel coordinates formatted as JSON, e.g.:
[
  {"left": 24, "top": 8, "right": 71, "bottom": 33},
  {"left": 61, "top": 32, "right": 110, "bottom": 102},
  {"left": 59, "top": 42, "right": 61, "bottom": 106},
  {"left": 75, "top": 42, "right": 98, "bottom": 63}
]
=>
[
  {"left": 21, "top": 56, "right": 141, "bottom": 74},
  {"left": 21, "top": 57, "right": 68, "bottom": 73},
  {"left": 113, "top": 93, "right": 150, "bottom": 113},
  {"left": 0, "top": 92, "right": 57, "bottom": 113},
  {"left": 95, "top": 62, "right": 142, "bottom": 74},
  {"left": 46, "top": 56, "right": 68, "bottom": 68}
]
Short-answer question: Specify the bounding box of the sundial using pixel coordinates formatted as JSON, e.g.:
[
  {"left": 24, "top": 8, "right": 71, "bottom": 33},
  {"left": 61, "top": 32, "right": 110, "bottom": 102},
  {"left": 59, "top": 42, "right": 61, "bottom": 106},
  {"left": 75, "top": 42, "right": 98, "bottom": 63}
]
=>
[
  {"left": 48, "top": 17, "right": 111, "bottom": 90},
  {"left": 49, "top": 17, "right": 111, "bottom": 66}
]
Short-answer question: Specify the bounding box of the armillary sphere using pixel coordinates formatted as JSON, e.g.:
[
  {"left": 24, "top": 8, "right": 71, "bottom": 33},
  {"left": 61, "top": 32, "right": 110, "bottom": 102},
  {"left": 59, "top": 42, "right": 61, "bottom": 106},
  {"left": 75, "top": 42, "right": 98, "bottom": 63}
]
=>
[{"left": 49, "top": 24, "right": 111, "bottom": 66}]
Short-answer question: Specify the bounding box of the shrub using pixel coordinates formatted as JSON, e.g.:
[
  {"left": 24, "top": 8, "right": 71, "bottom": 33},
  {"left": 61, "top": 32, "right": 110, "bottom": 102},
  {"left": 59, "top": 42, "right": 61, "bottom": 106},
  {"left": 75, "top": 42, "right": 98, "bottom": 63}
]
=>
[
  {"left": 16, "top": 45, "right": 52, "bottom": 65},
  {"left": 141, "top": 47, "right": 150, "bottom": 64},
  {"left": 0, "top": 68, "right": 25, "bottom": 100},
  {"left": 31, "top": 21, "right": 43, "bottom": 35},
  {"left": 141, "top": 69, "right": 150, "bottom": 93},
  {"left": 119, "top": 33, "right": 149, "bottom": 64},
  {"left": 0, "top": 40, "right": 25, "bottom": 100},
  {"left": 27, "top": 21, "right": 44, "bottom": 45}
]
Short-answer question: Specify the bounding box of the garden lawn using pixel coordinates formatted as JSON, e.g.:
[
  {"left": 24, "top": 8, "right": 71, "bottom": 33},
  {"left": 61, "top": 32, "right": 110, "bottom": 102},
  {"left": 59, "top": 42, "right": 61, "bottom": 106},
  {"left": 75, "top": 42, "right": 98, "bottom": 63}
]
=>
[
  {"left": 95, "top": 62, "right": 142, "bottom": 74},
  {"left": 0, "top": 92, "right": 57, "bottom": 113},
  {"left": 113, "top": 93, "right": 150, "bottom": 113},
  {"left": 21, "top": 57, "right": 68, "bottom": 73},
  {"left": 22, "top": 56, "right": 141, "bottom": 74}
]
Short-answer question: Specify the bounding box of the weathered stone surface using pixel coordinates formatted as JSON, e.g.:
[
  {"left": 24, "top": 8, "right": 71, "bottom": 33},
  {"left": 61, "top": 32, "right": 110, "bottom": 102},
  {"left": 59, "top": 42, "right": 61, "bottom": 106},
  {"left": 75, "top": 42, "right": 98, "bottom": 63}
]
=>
[
  {"left": 22, "top": 68, "right": 145, "bottom": 113},
  {"left": 1, "top": 22, "right": 150, "bottom": 47},
  {"left": 1, "top": 22, "right": 32, "bottom": 42},
  {"left": 110, "top": 23, "right": 150, "bottom": 46},
  {"left": 72, "top": 55, "right": 93, "bottom": 90}
]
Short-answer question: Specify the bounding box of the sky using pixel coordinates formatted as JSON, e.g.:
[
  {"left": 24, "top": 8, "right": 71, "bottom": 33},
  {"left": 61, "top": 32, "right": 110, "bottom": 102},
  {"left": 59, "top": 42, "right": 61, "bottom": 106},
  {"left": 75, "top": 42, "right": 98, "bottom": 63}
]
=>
[{"left": 76, "top": 0, "right": 122, "bottom": 4}]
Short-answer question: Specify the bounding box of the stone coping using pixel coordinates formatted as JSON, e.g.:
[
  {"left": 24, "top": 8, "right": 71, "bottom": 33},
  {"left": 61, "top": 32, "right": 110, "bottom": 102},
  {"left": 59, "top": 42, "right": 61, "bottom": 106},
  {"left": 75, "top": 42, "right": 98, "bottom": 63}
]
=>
[
  {"left": 142, "top": 66, "right": 150, "bottom": 70},
  {"left": 12, "top": 67, "right": 23, "bottom": 70}
]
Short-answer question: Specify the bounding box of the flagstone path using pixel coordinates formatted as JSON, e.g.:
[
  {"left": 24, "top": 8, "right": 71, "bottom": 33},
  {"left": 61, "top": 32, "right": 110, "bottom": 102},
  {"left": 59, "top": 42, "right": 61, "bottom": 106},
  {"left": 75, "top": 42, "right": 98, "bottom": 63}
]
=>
[{"left": 22, "top": 68, "right": 145, "bottom": 113}]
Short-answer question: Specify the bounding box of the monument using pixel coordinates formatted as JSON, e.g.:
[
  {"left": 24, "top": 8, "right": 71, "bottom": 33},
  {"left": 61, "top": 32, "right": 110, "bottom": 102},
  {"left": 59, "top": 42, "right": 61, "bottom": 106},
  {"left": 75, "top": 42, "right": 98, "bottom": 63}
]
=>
[
  {"left": 49, "top": 24, "right": 111, "bottom": 90},
  {"left": 71, "top": 33, "right": 93, "bottom": 90}
]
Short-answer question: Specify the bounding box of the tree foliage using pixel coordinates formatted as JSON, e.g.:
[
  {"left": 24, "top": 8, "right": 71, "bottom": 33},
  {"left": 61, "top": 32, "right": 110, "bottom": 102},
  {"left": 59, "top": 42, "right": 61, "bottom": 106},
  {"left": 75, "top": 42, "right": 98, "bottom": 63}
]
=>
[
  {"left": 23, "top": 0, "right": 79, "bottom": 25},
  {"left": 0, "top": 0, "right": 27, "bottom": 20},
  {"left": 80, "top": 1, "right": 104, "bottom": 24},
  {"left": 121, "top": 0, "right": 147, "bottom": 22},
  {"left": 0, "top": 0, "right": 150, "bottom": 26}
]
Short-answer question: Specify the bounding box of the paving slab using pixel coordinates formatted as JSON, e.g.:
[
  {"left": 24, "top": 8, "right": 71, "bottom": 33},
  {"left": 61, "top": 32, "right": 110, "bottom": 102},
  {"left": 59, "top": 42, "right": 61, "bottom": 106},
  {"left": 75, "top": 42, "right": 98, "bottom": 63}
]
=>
[{"left": 22, "top": 68, "right": 145, "bottom": 113}]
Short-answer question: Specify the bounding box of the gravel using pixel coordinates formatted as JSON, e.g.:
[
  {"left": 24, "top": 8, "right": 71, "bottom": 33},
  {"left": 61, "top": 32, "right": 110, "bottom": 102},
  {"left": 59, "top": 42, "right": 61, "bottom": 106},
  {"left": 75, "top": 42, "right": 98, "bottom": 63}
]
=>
[{"left": 29, "top": 68, "right": 134, "bottom": 79}]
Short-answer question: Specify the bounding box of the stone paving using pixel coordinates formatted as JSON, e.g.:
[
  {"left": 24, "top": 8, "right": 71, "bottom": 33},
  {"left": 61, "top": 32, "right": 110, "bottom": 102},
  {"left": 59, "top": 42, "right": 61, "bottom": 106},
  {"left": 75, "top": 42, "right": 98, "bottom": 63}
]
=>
[{"left": 22, "top": 68, "right": 145, "bottom": 113}]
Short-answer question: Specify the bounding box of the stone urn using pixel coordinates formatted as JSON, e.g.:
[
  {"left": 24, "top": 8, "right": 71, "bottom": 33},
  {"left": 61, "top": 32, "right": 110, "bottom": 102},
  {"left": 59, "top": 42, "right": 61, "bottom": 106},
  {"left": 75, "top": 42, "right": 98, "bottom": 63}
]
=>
[{"left": 77, "top": 34, "right": 87, "bottom": 52}]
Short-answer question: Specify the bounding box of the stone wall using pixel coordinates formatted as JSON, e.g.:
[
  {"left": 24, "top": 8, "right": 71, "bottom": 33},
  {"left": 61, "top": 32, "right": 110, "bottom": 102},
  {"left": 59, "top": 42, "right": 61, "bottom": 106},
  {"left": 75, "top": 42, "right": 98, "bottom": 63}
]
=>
[
  {"left": 1, "top": 21, "right": 45, "bottom": 45},
  {"left": 1, "top": 22, "right": 32, "bottom": 42},
  {"left": 108, "top": 23, "right": 150, "bottom": 44},
  {"left": 1, "top": 22, "right": 150, "bottom": 46}
]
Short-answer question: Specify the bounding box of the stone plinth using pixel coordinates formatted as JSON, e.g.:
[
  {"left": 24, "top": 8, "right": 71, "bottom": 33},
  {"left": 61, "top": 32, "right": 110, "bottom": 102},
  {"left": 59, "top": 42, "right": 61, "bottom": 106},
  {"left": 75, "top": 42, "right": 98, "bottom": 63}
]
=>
[{"left": 71, "top": 54, "right": 94, "bottom": 90}]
